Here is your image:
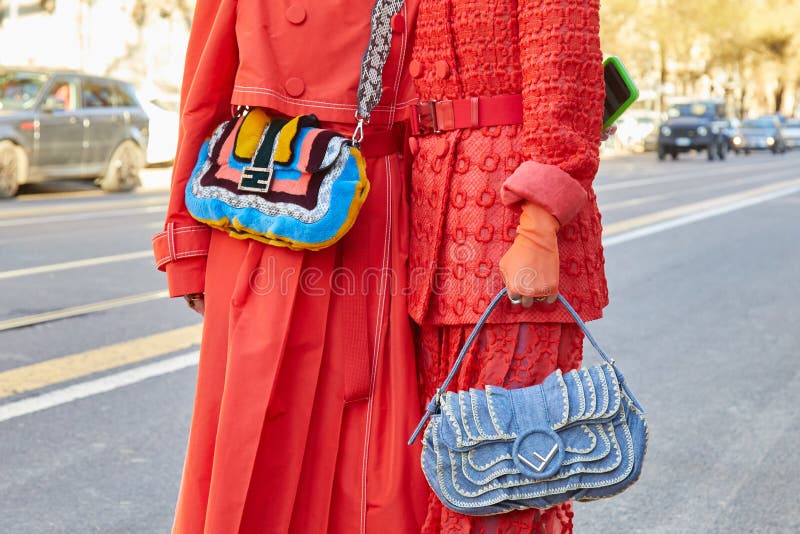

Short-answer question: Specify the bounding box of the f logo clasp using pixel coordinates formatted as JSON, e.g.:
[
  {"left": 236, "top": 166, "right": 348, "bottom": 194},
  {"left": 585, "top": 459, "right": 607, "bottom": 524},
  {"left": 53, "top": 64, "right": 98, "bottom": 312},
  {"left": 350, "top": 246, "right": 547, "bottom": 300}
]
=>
[
  {"left": 238, "top": 166, "right": 273, "bottom": 193},
  {"left": 512, "top": 428, "right": 565, "bottom": 480}
]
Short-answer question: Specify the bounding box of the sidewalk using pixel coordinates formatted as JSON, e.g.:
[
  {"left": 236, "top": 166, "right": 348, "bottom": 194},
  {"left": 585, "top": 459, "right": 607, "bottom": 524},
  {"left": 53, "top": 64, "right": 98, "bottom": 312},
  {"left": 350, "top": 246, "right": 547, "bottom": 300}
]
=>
[{"left": 138, "top": 166, "right": 174, "bottom": 192}]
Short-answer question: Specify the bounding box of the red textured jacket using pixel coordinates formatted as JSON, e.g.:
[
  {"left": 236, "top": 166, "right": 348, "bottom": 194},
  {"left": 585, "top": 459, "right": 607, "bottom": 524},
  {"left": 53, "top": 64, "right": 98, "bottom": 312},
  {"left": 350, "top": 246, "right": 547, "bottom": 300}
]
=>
[
  {"left": 152, "top": 0, "right": 418, "bottom": 296},
  {"left": 407, "top": 0, "right": 609, "bottom": 325}
]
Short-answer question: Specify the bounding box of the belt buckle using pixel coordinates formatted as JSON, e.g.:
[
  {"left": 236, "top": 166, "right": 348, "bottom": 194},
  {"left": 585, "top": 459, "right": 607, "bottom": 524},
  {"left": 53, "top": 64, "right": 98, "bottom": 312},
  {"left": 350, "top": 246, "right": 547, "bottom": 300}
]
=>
[
  {"left": 238, "top": 166, "right": 273, "bottom": 193},
  {"left": 415, "top": 100, "right": 439, "bottom": 135}
]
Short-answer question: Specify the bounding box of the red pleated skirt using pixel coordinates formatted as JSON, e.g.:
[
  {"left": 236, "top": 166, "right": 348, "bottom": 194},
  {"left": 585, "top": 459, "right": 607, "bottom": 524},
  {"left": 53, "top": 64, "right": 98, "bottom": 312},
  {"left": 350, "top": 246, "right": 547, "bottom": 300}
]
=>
[
  {"left": 172, "top": 152, "right": 429, "bottom": 533},
  {"left": 415, "top": 322, "right": 585, "bottom": 534}
]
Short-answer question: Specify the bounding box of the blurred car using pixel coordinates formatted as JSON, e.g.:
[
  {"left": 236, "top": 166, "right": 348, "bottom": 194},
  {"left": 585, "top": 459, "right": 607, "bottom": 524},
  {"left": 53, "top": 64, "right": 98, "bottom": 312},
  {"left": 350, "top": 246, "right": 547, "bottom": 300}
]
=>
[
  {"left": 657, "top": 100, "right": 730, "bottom": 161},
  {"left": 0, "top": 67, "right": 148, "bottom": 198},
  {"left": 614, "top": 113, "right": 659, "bottom": 153},
  {"left": 780, "top": 118, "right": 800, "bottom": 150},
  {"left": 643, "top": 127, "right": 659, "bottom": 152},
  {"left": 0, "top": 1, "right": 56, "bottom": 23},
  {"left": 140, "top": 97, "right": 178, "bottom": 165},
  {"left": 731, "top": 117, "right": 786, "bottom": 155},
  {"left": 762, "top": 113, "right": 788, "bottom": 126}
]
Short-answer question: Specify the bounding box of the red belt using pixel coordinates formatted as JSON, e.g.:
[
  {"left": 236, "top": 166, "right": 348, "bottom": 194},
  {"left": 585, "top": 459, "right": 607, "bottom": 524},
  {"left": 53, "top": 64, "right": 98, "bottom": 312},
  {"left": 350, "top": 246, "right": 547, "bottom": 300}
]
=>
[
  {"left": 409, "top": 94, "right": 523, "bottom": 136},
  {"left": 359, "top": 122, "right": 405, "bottom": 157}
]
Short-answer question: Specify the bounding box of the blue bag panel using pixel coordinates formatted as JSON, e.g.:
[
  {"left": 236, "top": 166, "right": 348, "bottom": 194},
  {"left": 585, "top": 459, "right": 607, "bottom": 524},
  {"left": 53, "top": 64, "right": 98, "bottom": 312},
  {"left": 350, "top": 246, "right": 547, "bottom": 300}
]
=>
[
  {"left": 422, "top": 412, "right": 638, "bottom": 514},
  {"left": 590, "top": 364, "right": 613, "bottom": 418},
  {"left": 562, "top": 369, "right": 587, "bottom": 422},
  {"left": 562, "top": 424, "right": 604, "bottom": 457},
  {"left": 437, "top": 364, "right": 623, "bottom": 451},
  {"left": 439, "top": 388, "right": 514, "bottom": 451},
  {"left": 560, "top": 363, "right": 621, "bottom": 425},
  {"left": 577, "top": 368, "right": 597, "bottom": 418},
  {"left": 420, "top": 364, "right": 648, "bottom": 516},
  {"left": 457, "top": 420, "right": 616, "bottom": 487}
]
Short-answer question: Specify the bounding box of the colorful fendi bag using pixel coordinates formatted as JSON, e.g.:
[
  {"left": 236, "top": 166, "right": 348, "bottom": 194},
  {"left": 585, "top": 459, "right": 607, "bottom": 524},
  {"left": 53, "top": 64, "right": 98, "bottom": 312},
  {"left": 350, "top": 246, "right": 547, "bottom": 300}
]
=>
[
  {"left": 409, "top": 289, "right": 648, "bottom": 515},
  {"left": 184, "top": 0, "right": 407, "bottom": 250}
]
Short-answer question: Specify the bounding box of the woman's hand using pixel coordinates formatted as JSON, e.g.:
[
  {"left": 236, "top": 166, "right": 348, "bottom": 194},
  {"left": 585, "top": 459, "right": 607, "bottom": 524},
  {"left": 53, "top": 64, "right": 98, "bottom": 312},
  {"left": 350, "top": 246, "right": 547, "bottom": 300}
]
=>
[
  {"left": 184, "top": 293, "right": 205, "bottom": 316},
  {"left": 499, "top": 202, "right": 560, "bottom": 308},
  {"left": 600, "top": 124, "right": 617, "bottom": 143}
]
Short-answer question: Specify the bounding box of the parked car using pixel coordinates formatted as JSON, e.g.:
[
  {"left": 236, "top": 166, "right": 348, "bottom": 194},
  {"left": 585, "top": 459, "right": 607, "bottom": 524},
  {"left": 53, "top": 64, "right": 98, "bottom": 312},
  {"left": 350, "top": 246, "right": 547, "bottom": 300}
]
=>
[
  {"left": 139, "top": 96, "right": 178, "bottom": 165},
  {"left": 614, "top": 113, "right": 659, "bottom": 153},
  {"left": 643, "top": 126, "right": 659, "bottom": 152},
  {"left": 656, "top": 100, "right": 730, "bottom": 161},
  {"left": 762, "top": 113, "right": 788, "bottom": 126},
  {"left": 780, "top": 118, "right": 800, "bottom": 150},
  {"left": 0, "top": 0, "right": 55, "bottom": 22},
  {"left": 0, "top": 67, "right": 148, "bottom": 198},
  {"left": 731, "top": 117, "right": 787, "bottom": 155}
]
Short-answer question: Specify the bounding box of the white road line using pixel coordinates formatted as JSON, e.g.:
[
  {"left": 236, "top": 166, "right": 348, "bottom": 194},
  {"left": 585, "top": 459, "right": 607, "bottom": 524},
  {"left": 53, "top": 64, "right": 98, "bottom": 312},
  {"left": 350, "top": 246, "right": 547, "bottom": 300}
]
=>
[
  {"left": 0, "top": 196, "right": 167, "bottom": 218},
  {"left": 601, "top": 169, "right": 797, "bottom": 211},
  {"left": 0, "top": 290, "right": 169, "bottom": 332},
  {"left": 0, "top": 205, "right": 166, "bottom": 227},
  {"left": 602, "top": 193, "right": 666, "bottom": 211},
  {"left": 598, "top": 173, "right": 710, "bottom": 192},
  {"left": 0, "top": 351, "right": 199, "bottom": 423},
  {"left": 0, "top": 251, "right": 153, "bottom": 280},
  {"left": 1, "top": 177, "right": 799, "bottom": 421},
  {"left": 603, "top": 179, "right": 800, "bottom": 246},
  {"left": 596, "top": 155, "right": 798, "bottom": 192}
]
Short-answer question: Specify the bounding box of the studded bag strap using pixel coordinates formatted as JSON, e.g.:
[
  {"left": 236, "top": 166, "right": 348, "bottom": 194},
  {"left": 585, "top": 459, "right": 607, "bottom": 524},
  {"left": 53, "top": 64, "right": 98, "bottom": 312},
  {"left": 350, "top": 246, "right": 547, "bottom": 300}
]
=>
[
  {"left": 409, "top": 288, "right": 626, "bottom": 445},
  {"left": 355, "top": 0, "right": 407, "bottom": 123}
]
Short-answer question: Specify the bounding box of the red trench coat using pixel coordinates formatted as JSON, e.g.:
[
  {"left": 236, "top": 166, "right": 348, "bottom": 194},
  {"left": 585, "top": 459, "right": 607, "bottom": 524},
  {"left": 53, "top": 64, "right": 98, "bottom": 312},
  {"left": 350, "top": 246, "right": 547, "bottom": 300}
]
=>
[{"left": 152, "top": 1, "right": 428, "bottom": 532}]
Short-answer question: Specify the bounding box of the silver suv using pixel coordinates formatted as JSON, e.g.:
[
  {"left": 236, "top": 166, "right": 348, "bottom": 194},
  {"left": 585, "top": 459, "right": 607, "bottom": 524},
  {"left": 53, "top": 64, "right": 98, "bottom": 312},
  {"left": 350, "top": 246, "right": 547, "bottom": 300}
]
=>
[{"left": 0, "top": 68, "right": 149, "bottom": 198}]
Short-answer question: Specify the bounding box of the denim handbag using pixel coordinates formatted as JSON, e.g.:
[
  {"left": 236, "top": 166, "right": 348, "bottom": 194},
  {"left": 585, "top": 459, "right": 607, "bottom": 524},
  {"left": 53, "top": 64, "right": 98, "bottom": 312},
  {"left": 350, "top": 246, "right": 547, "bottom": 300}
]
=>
[{"left": 408, "top": 289, "right": 648, "bottom": 515}]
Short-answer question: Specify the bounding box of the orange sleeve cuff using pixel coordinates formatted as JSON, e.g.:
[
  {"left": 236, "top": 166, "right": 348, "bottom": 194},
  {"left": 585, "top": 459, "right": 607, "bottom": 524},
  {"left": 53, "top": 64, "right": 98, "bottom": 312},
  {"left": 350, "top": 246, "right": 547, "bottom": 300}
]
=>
[
  {"left": 152, "top": 223, "right": 212, "bottom": 297},
  {"left": 500, "top": 161, "right": 588, "bottom": 225},
  {"left": 165, "top": 256, "right": 208, "bottom": 298}
]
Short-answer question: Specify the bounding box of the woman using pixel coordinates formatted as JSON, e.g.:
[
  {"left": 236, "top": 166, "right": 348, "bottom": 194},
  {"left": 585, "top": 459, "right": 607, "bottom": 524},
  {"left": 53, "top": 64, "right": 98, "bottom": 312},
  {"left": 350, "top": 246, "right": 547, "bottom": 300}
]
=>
[
  {"left": 151, "top": 1, "right": 429, "bottom": 532},
  {"left": 407, "top": 1, "right": 607, "bottom": 532}
]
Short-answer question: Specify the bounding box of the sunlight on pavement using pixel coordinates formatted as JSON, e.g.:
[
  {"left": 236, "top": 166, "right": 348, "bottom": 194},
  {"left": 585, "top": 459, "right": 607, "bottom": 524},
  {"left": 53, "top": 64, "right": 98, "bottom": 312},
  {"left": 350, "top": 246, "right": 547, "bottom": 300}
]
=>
[{"left": 0, "top": 323, "right": 202, "bottom": 399}]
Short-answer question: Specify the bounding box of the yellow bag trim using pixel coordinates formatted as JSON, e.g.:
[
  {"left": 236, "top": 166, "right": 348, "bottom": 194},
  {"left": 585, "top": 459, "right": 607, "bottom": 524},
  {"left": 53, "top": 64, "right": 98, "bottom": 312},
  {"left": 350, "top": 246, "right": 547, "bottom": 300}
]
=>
[
  {"left": 273, "top": 116, "right": 302, "bottom": 164},
  {"left": 234, "top": 109, "right": 270, "bottom": 160}
]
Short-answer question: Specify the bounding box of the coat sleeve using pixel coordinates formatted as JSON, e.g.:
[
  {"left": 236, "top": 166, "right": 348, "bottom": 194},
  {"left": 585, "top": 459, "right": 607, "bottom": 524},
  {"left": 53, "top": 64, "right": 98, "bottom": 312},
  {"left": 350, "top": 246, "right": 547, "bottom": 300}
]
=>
[
  {"left": 500, "top": 0, "right": 603, "bottom": 225},
  {"left": 151, "top": 0, "right": 239, "bottom": 297}
]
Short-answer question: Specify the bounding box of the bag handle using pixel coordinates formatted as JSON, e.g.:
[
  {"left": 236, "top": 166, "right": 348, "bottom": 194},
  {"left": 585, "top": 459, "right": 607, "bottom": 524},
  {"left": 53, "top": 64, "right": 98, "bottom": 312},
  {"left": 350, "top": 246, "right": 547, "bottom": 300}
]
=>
[
  {"left": 353, "top": 0, "right": 407, "bottom": 136},
  {"left": 408, "top": 289, "right": 627, "bottom": 445},
  {"left": 245, "top": 1, "right": 406, "bottom": 152}
]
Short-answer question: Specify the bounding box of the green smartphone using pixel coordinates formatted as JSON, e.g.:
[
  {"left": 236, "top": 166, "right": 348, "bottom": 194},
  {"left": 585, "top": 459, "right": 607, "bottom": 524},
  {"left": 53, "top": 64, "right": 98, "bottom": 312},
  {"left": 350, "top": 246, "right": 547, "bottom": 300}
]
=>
[{"left": 603, "top": 56, "right": 639, "bottom": 130}]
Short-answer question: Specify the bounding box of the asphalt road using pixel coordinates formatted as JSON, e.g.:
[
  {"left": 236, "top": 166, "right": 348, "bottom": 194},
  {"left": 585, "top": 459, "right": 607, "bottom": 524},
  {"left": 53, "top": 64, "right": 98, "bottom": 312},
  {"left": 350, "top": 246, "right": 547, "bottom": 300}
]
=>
[{"left": 1, "top": 151, "right": 798, "bottom": 533}]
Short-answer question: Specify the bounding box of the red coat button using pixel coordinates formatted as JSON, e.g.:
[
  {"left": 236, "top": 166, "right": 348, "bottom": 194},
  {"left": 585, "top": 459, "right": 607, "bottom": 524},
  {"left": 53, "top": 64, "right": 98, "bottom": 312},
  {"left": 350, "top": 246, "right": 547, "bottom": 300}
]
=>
[
  {"left": 390, "top": 14, "right": 405, "bottom": 33},
  {"left": 285, "top": 4, "right": 307, "bottom": 24},
  {"left": 408, "top": 136, "right": 419, "bottom": 155},
  {"left": 435, "top": 60, "right": 450, "bottom": 79},
  {"left": 409, "top": 60, "right": 423, "bottom": 78},
  {"left": 381, "top": 85, "right": 393, "bottom": 102},
  {"left": 284, "top": 77, "right": 305, "bottom": 97}
]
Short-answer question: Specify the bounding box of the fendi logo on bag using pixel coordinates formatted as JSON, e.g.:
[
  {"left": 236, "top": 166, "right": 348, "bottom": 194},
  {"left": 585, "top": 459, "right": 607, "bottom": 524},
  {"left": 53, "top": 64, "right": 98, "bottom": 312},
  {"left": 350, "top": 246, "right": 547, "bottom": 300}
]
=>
[
  {"left": 238, "top": 167, "right": 272, "bottom": 193},
  {"left": 514, "top": 428, "right": 562, "bottom": 477}
]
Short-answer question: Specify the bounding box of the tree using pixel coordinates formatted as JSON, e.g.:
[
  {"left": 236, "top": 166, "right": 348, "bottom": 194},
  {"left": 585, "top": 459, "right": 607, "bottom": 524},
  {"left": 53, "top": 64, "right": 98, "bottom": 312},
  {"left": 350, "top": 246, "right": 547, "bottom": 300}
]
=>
[
  {"left": 755, "top": 31, "right": 793, "bottom": 112},
  {"left": 601, "top": 0, "right": 698, "bottom": 112},
  {"left": 601, "top": 0, "right": 800, "bottom": 116},
  {"left": 132, "top": 0, "right": 194, "bottom": 30}
]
